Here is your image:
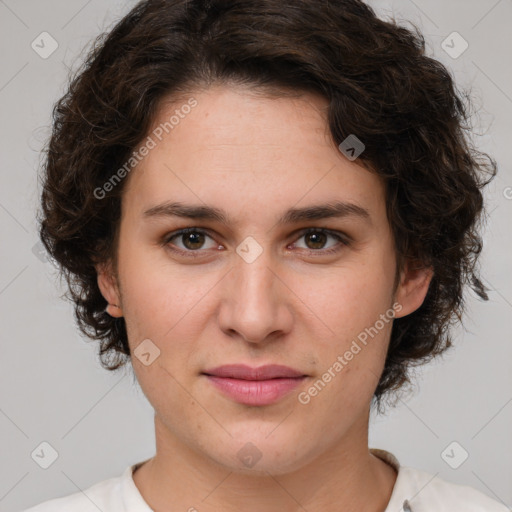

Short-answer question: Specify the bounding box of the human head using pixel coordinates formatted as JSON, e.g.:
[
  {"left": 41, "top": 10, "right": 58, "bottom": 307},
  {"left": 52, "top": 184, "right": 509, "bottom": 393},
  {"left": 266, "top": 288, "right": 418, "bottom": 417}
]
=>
[{"left": 38, "top": 0, "right": 496, "bottom": 417}]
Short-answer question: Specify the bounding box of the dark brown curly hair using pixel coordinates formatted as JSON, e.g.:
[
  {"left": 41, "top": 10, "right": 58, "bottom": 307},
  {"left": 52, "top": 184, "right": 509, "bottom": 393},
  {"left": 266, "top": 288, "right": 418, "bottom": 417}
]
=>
[{"left": 38, "top": 0, "right": 497, "bottom": 412}]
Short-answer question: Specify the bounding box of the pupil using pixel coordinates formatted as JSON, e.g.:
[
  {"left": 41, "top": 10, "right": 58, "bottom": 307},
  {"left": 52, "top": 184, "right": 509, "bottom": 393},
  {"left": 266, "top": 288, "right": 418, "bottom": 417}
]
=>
[
  {"left": 307, "top": 232, "right": 326, "bottom": 249},
  {"left": 184, "top": 232, "right": 204, "bottom": 249}
]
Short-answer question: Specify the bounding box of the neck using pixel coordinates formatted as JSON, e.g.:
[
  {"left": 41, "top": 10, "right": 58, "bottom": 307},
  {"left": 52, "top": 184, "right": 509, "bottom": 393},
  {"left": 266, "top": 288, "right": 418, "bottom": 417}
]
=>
[{"left": 133, "top": 413, "right": 397, "bottom": 512}]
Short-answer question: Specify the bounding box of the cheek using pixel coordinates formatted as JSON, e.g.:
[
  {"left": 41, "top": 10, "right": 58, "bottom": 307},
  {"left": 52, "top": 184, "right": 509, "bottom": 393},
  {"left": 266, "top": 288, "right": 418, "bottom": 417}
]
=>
[
  {"left": 295, "top": 251, "right": 396, "bottom": 402},
  {"left": 301, "top": 315, "right": 392, "bottom": 428},
  {"left": 118, "top": 239, "right": 208, "bottom": 333},
  {"left": 301, "top": 261, "right": 394, "bottom": 340}
]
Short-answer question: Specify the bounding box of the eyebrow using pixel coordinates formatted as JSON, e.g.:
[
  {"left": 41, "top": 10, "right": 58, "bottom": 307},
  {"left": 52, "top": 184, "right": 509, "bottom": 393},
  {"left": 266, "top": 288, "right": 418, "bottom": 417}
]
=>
[{"left": 142, "top": 200, "right": 371, "bottom": 226}]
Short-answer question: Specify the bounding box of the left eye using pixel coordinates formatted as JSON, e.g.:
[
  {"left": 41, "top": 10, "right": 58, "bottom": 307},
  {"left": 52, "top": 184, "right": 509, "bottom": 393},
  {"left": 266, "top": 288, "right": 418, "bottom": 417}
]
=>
[
  {"left": 163, "top": 228, "right": 348, "bottom": 255},
  {"left": 292, "top": 229, "right": 345, "bottom": 251}
]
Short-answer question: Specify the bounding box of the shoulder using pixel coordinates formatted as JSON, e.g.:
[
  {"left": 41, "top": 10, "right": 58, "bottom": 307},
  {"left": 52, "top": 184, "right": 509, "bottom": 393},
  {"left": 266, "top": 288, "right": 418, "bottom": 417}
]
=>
[
  {"left": 401, "top": 466, "right": 510, "bottom": 512},
  {"left": 371, "top": 448, "right": 509, "bottom": 512},
  {"left": 20, "top": 471, "right": 125, "bottom": 512}
]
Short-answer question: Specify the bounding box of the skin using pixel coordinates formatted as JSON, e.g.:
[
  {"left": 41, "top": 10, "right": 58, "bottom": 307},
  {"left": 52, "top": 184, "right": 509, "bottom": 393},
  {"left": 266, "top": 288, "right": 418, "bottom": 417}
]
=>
[{"left": 97, "top": 83, "right": 433, "bottom": 512}]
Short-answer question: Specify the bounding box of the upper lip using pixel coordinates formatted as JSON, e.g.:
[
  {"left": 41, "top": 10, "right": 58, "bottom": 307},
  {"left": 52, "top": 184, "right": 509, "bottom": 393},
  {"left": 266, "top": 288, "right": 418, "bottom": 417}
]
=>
[{"left": 202, "top": 364, "right": 306, "bottom": 380}]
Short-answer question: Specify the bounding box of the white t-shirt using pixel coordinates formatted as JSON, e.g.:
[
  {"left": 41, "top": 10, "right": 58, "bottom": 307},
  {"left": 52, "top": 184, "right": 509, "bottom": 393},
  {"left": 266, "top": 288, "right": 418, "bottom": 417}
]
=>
[{"left": 21, "top": 448, "right": 509, "bottom": 511}]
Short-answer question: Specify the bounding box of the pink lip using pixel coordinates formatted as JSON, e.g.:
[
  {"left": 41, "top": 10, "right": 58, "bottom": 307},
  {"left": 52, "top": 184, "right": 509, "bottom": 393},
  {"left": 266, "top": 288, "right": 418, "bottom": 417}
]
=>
[{"left": 202, "top": 364, "right": 307, "bottom": 406}]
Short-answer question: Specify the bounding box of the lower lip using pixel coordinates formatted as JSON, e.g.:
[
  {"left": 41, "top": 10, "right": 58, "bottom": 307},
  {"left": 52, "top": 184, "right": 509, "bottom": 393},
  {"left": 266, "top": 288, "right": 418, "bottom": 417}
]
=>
[{"left": 204, "top": 375, "right": 306, "bottom": 406}]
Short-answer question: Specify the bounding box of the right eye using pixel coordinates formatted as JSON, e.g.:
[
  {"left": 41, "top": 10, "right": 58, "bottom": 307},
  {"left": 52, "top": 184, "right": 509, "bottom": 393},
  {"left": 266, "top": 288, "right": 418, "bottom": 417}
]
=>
[{"left": 163, "top": 228, "right": 221, "bottom": 256}]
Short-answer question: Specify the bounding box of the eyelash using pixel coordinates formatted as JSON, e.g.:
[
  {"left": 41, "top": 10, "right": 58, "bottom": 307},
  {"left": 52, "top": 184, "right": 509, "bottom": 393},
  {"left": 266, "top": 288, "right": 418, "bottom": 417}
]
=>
[{"left": 162, "top": 227, "right": 350, "bottom": 258}]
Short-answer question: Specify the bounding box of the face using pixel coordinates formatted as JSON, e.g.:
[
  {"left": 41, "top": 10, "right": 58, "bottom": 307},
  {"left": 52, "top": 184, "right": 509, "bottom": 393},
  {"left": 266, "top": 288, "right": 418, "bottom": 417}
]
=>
[{"left": 97, "top": 84, "right": 431, "bottom": 475}]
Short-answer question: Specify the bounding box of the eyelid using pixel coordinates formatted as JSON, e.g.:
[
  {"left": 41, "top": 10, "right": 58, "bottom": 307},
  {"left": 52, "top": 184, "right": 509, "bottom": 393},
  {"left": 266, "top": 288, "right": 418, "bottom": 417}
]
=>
[{"left": 162, "top": 226, "right": 350, "bottom": 256}]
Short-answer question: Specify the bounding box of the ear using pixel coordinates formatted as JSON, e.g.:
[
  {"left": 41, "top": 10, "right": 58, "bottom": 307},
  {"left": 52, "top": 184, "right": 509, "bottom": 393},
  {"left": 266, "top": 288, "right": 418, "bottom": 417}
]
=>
[
  {"left": 95, "top": 261, "right": 123, "bottom": 317},
  {"left": 393, "top": 259, "right": 433, "bottom": 319}
]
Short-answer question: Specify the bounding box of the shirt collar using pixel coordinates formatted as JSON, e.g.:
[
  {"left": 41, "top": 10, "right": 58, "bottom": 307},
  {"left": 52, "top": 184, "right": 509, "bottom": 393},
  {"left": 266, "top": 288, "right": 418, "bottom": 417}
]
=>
[{"left": 370, "top": 448, "right": 415, "bottom": 512}]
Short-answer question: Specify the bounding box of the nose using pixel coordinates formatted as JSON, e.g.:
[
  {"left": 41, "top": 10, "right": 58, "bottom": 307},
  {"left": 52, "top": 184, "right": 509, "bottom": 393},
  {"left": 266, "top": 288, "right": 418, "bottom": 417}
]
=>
[{"left": 217, "top": 244, "right": 294, "bottom": 345}]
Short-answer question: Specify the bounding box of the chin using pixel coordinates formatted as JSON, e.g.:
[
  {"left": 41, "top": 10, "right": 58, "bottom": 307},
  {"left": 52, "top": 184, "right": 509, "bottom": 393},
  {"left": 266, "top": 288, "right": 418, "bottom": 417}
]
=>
[{"left": 208, "top": 431, "right": 316, "bottom": 477}]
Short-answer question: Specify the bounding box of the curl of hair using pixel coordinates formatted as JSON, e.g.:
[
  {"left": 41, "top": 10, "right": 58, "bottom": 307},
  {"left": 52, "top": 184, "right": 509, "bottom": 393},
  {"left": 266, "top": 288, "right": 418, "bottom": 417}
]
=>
[{"left": 38, "top": 0, "right": 497, "bottom": 412}]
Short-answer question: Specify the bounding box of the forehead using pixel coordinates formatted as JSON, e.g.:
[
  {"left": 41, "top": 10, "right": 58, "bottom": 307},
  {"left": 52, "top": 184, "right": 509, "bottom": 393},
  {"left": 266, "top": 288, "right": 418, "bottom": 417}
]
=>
[
  {"left": 151, "top": 84, "right": 332, "bottom": 154},
  {"left": 122, "top": 84, "right": 385, "bottom": 223}
]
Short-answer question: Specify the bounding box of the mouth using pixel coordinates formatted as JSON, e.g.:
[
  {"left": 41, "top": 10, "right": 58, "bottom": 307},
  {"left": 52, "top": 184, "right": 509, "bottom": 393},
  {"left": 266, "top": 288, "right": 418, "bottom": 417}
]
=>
[{"left": 201, "top": 364, "right": 308, "bottom": 406}]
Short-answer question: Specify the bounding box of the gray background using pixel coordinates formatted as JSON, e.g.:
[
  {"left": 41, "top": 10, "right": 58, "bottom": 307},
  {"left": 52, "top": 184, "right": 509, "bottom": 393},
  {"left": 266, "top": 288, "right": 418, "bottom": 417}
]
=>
[{"left": 0, "top": 0, "right": 511, "bottom": 510}]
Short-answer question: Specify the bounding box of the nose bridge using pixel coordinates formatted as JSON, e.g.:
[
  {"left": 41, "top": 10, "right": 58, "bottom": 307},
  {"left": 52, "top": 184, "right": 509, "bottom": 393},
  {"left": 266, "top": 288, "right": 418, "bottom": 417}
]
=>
[
  {"left": 233, "top": 237, "right": 279, "bottom": 310},
  {"left": 219, "top": 236, "right": 290, "bottom": 342}
]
